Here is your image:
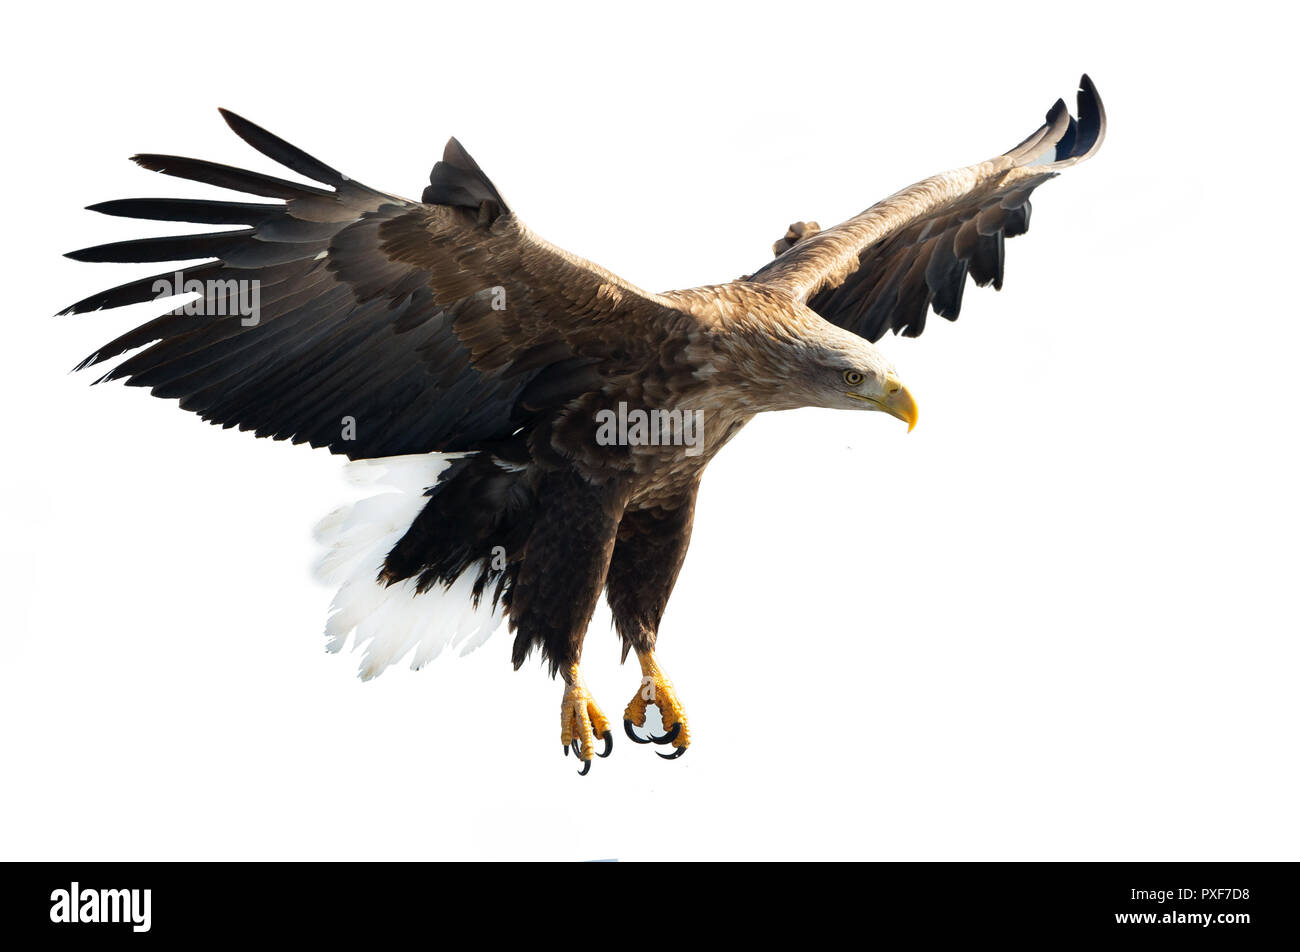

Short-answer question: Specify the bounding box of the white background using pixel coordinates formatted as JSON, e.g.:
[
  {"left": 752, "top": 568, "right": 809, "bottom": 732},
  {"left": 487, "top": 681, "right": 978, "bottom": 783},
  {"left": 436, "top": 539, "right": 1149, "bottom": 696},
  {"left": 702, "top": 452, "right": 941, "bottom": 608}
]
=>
[{"left": 2, "top": 0, "right": 1296, "bottom": 861}]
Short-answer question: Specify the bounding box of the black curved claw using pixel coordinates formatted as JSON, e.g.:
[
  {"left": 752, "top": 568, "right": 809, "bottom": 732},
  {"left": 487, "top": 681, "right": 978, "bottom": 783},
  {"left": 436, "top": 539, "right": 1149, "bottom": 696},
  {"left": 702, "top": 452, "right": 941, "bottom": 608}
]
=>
[
  {"left": 564, "top": 743, "right": 570, "bottom": 757},
  {"left": 651, "top": 722, "right": 682, "bottom": 746},
  {"left": 597, "top": 731, "right": 613, "bottom": 758},
  {"left": 624, "top": 718, "right": 653, "bottom": 744},
  {"left": 577, "top": 758, "right": 592, "bottom": 776},
  {"left": 570, "top": 739, "right": 581, "bottom": 758},
  {"left": 657, "top": 746, "right": 686, "bottom": 760}
]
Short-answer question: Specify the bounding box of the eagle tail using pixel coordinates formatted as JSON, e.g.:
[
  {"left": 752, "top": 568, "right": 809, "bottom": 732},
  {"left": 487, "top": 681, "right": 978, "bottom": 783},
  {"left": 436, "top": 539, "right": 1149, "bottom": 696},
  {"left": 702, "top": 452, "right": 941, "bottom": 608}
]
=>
[{"left": 313, "top": 452, "right": 521, "bottom": 680}]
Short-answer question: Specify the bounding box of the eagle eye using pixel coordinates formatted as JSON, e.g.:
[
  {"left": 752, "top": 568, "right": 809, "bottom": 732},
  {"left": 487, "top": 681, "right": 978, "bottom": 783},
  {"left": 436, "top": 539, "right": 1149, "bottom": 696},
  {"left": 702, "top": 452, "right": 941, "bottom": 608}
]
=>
[{"left": 842, "top": 370, "right": 865, "bottom": 386}]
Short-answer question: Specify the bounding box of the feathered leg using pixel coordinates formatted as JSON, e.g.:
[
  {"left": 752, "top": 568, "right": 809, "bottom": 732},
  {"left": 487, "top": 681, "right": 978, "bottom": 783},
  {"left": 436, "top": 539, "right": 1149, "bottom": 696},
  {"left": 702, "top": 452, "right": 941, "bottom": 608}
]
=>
[
  {"left": 510, "top": 469, "right": 628, "bottom": 774},
  {"left": 605, "top": 484, "right": 699, "bottom": 758}
]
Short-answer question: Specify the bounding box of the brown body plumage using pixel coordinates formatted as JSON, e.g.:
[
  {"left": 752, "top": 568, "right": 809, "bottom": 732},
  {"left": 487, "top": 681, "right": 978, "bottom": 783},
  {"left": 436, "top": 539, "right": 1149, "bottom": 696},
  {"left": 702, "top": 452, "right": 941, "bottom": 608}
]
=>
[{"left": 62, "top": 76, "right": 1105, "bottom": 770}]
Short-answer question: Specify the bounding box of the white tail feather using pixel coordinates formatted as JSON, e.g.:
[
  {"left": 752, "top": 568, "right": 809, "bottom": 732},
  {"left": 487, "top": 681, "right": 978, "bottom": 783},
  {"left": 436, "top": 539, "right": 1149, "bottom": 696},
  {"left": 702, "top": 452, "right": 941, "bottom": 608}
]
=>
[{"left": 313, "top": 453, "right": 506, "bottom": 680}]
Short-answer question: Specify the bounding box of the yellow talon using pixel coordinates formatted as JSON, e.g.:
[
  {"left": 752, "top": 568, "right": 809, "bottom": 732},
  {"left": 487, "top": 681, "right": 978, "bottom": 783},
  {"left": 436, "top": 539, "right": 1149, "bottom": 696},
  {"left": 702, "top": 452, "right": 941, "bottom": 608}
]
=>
[
  {"left": 623, "top": 650, "right": 691, "bottom": 754},
  {"left": 560, "top": 663, "right": 612, "bottom": 768}
]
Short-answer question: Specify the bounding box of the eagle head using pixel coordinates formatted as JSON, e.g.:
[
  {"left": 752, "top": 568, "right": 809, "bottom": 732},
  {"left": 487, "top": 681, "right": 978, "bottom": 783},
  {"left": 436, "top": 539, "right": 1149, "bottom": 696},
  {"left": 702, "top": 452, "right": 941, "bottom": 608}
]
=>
[
  {"left": 814, "top": 324, "right": 918, "bottom": 431},
  {"left": 718, "top": 303, "right": 918, "bottom": 430}
]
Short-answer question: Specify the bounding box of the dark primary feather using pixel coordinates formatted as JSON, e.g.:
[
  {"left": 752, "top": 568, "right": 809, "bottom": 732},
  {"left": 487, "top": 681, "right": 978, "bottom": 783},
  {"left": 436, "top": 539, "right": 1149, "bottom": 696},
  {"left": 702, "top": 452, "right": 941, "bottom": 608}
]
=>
[
  {"left": 61, "top": 110, "right": 678, "bottom": 460},
  {"left": 749, "top": 74, "right": 1106, "bottom": 342},
  {"left": 217, "top": 106, "right": 350, "bottom": 187},
  {"left": 86, "top": 197, "right": 283, "bottom": 225}
]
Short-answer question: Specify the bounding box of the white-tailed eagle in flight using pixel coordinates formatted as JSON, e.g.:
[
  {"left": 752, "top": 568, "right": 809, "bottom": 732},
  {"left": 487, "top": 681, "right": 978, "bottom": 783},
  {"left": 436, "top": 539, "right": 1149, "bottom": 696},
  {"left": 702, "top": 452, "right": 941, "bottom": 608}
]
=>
[{"left": 62, "top": 76, "right": 1106, "bottom": 773}]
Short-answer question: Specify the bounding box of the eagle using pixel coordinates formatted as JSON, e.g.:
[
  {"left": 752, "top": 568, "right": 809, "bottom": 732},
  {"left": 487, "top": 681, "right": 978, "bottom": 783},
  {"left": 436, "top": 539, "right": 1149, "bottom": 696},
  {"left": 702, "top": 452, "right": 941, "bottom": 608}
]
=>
[{"left": 62, "top": 76, "right": 1105, "bottom": 774}]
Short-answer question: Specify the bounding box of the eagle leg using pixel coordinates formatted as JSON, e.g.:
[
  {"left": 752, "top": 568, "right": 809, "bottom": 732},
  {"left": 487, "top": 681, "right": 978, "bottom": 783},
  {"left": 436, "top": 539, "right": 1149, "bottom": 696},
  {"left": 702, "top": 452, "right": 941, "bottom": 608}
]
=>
[
  {"left": 560, "top": 663, "right": 613, "bottom": 775},
  {"left": 623, "top": 650, "right": 691, "bottom": 759}
]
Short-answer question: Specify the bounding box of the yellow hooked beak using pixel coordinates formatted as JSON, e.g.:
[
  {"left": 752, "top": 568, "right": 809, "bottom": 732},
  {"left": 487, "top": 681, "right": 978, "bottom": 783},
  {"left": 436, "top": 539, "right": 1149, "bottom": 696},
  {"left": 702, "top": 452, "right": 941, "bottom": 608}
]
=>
[
  {"left": 846, "top": 376, "right": 919, "bottom": 432},
  {"left": 883, "top": 380, "right": 919, "bottom": 432}
]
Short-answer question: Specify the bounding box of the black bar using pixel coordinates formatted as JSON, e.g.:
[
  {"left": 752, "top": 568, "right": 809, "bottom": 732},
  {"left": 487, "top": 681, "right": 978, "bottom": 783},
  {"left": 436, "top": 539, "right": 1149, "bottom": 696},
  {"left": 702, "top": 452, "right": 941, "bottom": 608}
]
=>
[{"left": 3, "top": 862, "right": 1290, "bottom": 941}]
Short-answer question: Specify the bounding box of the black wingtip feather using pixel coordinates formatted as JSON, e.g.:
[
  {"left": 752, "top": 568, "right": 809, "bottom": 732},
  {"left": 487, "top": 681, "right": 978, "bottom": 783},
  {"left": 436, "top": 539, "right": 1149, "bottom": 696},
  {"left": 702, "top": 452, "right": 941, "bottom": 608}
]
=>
[
  {"left": 87, "top": 197, "right": 282, "bottom": 225},
  {"left": 1072, "top": 74, "right": 1106, "bottom": 158},
  {"left": 65, "top": 231, "right": 253, "bottom": 264},
  {"left": 1045, "top": 98, "right": 1069, "bottom": 128},
  {"left": 217, "top": 108, "right": 349, "bottom": 188},
  {"left": 1054, "top": 115, "right": 1078, "bottom": 162},
  {"left": 131, "top": 153, "right": 332, "bottom": 200},
  {"left": 57, "top": 263, "right": 227, "bottom": 317}
]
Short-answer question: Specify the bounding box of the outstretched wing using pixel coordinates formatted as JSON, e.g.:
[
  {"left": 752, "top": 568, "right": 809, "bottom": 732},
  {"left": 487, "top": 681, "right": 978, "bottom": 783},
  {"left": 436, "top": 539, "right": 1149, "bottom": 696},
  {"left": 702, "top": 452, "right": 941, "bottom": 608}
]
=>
[
  {"left": 747, "top": 75, "right": 1106, "bottom": 342},
  {"left": 62, "top": 111, "right": 679, "bottom": 459}
]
